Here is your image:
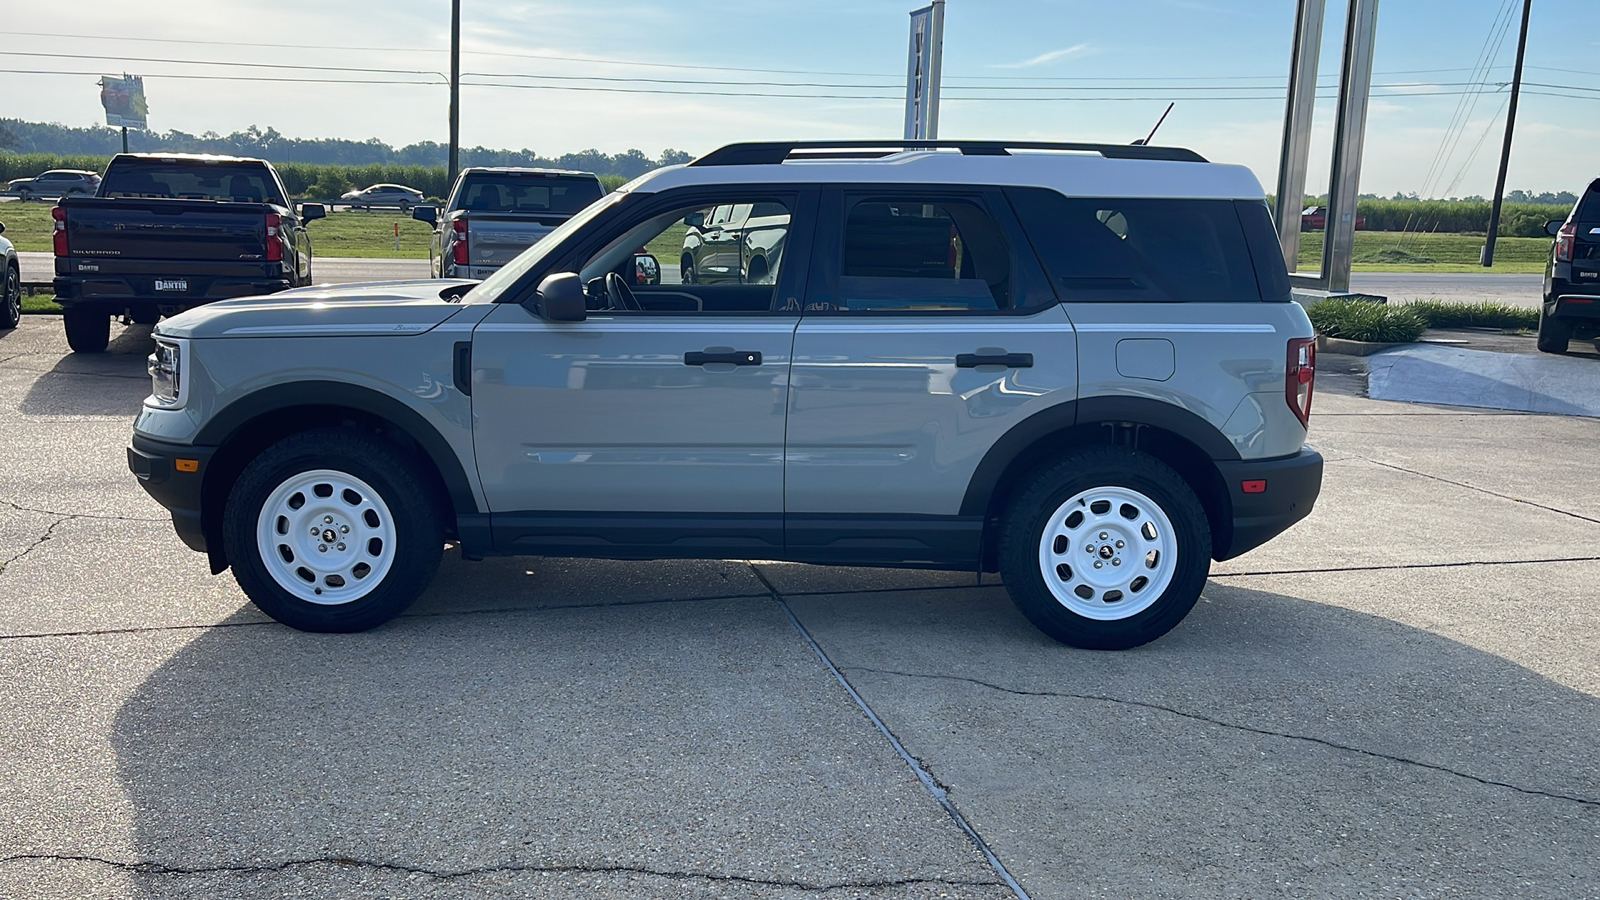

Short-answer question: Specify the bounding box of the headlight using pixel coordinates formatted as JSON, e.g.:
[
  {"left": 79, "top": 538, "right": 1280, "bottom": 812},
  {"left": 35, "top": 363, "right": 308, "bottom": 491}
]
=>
[{"left": 148, "top": 339, "right": 183, "bottom": 406}]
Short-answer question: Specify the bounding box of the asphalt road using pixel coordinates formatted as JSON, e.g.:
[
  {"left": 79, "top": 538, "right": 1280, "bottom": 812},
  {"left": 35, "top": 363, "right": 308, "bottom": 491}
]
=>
[{"left": 1, "top": 316, "right": 1597, "bottom": 898}]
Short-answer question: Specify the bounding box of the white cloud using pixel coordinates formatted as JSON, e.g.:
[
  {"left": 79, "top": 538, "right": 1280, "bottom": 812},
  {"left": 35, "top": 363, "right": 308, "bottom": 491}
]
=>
[{"left": 991, "top": 44, "right": 1093, "bottom": 69}]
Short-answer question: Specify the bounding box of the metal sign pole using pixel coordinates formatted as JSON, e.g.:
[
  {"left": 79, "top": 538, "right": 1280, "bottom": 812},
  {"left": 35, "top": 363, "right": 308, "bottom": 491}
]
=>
[
  {"left": 1321, "top": 0, "right": 1381, "bottom": 293},
  {"left": 1275, "top": 0, "right": 1326, "bottom": 273},
  {"left": 926, "top": 0, "right": 945, "bottom": 140}
]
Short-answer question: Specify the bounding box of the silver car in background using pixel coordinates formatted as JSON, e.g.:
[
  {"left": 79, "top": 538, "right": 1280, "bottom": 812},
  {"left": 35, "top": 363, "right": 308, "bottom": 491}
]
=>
[
  {"left": 341, "top": 184, "right": 425, "bottom": 211},
  {"left": 6, "top": 169, "right": 101, "bottom": 201}
]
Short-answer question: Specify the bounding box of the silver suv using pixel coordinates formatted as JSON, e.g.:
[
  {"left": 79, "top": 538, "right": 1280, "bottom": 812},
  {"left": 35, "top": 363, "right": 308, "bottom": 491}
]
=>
[{"left": 128, "top": 140, "right": 1323, "bottom": 650}]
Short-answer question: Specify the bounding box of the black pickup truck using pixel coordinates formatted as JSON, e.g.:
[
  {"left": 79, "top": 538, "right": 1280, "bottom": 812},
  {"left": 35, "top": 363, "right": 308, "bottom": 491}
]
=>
[{"left": 52, "top": 153, "right": 324, "bottom": 353}]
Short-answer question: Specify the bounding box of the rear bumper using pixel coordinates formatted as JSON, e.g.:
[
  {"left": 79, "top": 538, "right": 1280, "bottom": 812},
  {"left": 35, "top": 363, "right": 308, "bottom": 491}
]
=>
[
  {"left": 1213, "top": 448, "right": 1323, "bottom": 561},
  {"left": 1544, "top": 290, "right": 1600, "bottom": 321},
  {"left": 128, "top": 434, "right": 217, "bottom": 553},
  {"left": 55, "top": 275, "right": 292, "bottom": 309}
]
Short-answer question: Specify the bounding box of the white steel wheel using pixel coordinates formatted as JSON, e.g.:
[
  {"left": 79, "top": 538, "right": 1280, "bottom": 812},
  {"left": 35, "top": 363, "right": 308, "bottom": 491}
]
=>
[
  {"left": 254, "top": 469, "right": 397, "bottom": 605},
  {"left": 1036, "top": 485, "right": 1179, "bottom": 621},
  {"left": 1000, "top": 447, "right": 1211, "bottom": 650}
]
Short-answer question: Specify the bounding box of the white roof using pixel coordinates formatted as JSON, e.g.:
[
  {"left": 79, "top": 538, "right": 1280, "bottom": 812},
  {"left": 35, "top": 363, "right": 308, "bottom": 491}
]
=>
[{"left": 622, "top": 149, "right": 1266, "bottom": 201}]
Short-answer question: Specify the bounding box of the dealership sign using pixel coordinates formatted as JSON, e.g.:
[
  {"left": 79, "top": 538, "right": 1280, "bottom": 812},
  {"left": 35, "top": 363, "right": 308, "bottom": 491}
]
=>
[
  {"left": 100, "top": 75, "right": 148, "bottom": 130},
  {"left": 903, "top": 2, "right": 945, "bottom": 141}
]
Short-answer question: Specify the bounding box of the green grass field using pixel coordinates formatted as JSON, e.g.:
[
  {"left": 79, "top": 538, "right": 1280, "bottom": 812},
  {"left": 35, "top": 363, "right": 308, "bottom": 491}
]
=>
[{"left": 1, "top": 200, "right": 1552, "bottom": 273}]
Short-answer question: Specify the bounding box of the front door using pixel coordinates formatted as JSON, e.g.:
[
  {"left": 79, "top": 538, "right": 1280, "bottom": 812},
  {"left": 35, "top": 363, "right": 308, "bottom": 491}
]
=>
[{"left": 470, "top": 187, "right": 813, "bottom": 557}]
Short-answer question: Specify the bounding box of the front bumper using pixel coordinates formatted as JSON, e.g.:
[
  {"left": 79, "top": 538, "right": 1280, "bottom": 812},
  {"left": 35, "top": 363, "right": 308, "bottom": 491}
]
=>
[
  {"left": 128, "top": 434, "right": 218, "bottom": 553},
  {"left": 1213, "top": 448, "right": 1324, "bottom": 560}
]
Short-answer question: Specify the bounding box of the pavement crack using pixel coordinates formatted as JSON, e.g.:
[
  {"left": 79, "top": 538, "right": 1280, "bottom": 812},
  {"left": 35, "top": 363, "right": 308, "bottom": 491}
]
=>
[
  {"left": 0, "top": 515, "right": 69, "bottom": 574},
  {"left": 753, "top": 564, "right": 1034, "bottom": 900},
  {"left": 0, "top": 853, "right": 1001, "bottom": 891},
  {"left": 1340, "top": 453, "right": 1600, "bottom": 526},
  {"left": 1211, "top": 555, "right": 1600, "bottom": 578},
  {"left": 847, "top": 667, "right": 1600, "bottom": 809},
  {"left": 1, "top": 498, "right": 164, "bottom": 523}
]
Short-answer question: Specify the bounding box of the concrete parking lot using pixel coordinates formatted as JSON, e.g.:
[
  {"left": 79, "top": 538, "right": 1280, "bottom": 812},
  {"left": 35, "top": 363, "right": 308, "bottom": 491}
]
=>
[{"left": 1, "top": 317, "right": 1596, "bottom": 899}]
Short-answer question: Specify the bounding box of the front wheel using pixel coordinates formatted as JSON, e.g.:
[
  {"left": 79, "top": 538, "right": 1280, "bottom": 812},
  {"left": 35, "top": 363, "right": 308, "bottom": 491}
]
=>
[
  {"left": 0, "top": 265, "right": 19, "bottom": 330},
  {"left": 999, "top": 448, "right": 1212, "bottom": 650},
  {"left": 63, "top": 306, "right": 110, "bottom": 353},
  {"left": 1536, "top": 305, "right": 1572, "bottom": 354},
  {"left": 223, "top": 429, "right": 444, "bottom": 632}
]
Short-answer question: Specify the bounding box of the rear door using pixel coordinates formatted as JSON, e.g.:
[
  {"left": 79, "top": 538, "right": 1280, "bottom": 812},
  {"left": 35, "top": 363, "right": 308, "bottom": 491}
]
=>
[{"left": 782, "top": 186, "right": 1077, "bottom": 566}]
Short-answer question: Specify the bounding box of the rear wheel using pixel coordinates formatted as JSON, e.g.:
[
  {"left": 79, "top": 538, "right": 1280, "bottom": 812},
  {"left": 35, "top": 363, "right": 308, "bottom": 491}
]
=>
[
  {"left": 681, "top": 255, "right": 696, "bottom": 285},
  {"left": 1000, "top": 448, "right": 1212, "bottom": 650},
  {"left": 0, "top": 265, "right": 19, "bottom": 330},
  {"left": 1536, "top": 305, "right": 1572, "bottom": 354},
  {"left": 223, "top": 428, "right": 444, "bottom": 632},
  {"left": 63, "top": 306, "right": 110, "bottom": 353}
]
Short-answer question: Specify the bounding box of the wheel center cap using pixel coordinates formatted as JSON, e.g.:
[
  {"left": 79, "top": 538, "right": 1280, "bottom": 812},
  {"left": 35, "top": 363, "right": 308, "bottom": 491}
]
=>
[
  {"left": 321, "top": 528, "right": 338, "bottom": 543},
  {"left": 1098, "top": 545, "right": 1116, "bottom": 560}
]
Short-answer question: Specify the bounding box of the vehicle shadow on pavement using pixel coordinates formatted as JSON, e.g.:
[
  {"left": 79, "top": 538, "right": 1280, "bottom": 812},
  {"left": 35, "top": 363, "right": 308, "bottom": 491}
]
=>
[
  {"left": 18, "top": 325, "right": 152, "bottom": 418},
  {"left": 105, "top": 577, "right": 1600, "bottom": 897}
]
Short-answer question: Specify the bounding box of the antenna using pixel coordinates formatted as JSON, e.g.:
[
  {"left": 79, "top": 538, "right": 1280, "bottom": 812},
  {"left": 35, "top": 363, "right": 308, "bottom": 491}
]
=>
[{"left": 1132, "top": 103, "right": 1175, "bottom": 146}]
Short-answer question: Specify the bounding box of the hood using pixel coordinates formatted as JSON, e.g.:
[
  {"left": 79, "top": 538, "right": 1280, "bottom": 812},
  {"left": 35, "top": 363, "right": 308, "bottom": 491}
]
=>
[{"left": 155, "top": 279, "right": 480, "bottom": 340}]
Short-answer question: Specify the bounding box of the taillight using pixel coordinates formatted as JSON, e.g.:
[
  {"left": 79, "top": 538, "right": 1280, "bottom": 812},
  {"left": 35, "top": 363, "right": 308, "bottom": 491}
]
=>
[
  {"left": 52, "top": 206, "right": 68, "bottom": 256},
  {"left": 265, "top": 213, "right": 282, "bottom": 262},
  {"left": 1555, "top": 220, "right": 1576, "bottom": 262},
  {"left": 452, "top": 219, "right": 469, "bottom": 266},
  {"left": 1286, "top": 337, "right": 1315, "bottom": 428}
]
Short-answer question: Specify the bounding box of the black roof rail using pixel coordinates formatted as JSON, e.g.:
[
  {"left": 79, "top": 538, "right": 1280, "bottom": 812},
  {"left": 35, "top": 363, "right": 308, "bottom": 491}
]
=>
[{"left": 689, "top": 140, "right": 1207, "bottom": 167}]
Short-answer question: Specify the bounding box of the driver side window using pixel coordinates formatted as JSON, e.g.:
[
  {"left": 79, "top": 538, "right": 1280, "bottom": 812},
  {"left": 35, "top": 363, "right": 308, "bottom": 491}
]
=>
[{"left": 578, "top": 197, "right": 794, "bottom": 314}]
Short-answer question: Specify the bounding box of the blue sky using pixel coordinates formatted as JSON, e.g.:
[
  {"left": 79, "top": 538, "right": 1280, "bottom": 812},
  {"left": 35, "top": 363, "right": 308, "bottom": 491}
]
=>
[{"left": 5, "top": 0, "right": 1597, "bottom": 196}]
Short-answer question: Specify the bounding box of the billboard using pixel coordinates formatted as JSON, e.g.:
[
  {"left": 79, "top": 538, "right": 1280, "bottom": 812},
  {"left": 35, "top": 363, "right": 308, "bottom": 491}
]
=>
[{"left": 100, "top": 75, "right": 148, "bottom": 130}]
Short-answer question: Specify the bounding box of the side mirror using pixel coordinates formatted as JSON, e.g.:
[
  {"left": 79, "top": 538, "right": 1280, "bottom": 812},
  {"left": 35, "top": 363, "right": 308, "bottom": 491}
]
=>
[
  {"left": 530, "top": 272, "right": 587, "bottom": 322},
  {"left": 1547, "top": 219, "right": 1567, "bottom": 237},
  {"left": 632, "top": 252, "right": 661, "bottom": 285},
  {"left": 0, "top": 221, "right": 6, "bottom": 235},
  {"left": 683, "top": 211, "right": 705, "bottom": 229},
  {"left": 413, "top": 205, "right": 438, "bottom": 226},
  {"left": 300, "top": 202, "right": 326, "bottom": 222}
]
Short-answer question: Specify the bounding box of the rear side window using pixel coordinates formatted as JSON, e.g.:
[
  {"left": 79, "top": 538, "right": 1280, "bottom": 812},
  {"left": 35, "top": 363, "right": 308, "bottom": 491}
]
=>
[
  {"left": 1008, "top": 187, "right": 1268, "bottom": 302},
  {"left": 834, "top": 197, "right": 1011, "bottom": 311}
]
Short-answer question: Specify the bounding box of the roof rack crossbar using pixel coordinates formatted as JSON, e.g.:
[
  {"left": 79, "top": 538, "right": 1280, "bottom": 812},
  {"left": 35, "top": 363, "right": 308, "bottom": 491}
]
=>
[{"left": 689, "top": 140, "right": 1206, "bottom": 167}]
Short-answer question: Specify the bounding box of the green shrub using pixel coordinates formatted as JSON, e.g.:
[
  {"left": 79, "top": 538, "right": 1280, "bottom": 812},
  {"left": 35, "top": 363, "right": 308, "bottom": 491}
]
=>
[
  {"left": 1401, "top": 299, "right": 1538, "bottom": 330},
  {"left": 1307, "top": 298, "right": 1427, "bottom": 343}
]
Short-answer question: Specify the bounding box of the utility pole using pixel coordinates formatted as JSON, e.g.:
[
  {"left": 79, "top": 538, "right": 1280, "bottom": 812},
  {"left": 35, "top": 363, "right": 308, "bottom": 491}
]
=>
[
  {"left": 121, "top": 126, "right": 128, "bottom": 154},
  {"left": 448, "top": 0, "right": 461, "bottom": 183},
  {"left": 1484, "top": 0, "right": 1532, "bottom": 268}
]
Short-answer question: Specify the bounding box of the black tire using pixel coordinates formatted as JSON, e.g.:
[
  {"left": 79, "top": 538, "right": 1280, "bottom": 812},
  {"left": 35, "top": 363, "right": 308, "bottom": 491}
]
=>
[
  {"left": 17, "top": 190, "right": 31, "bottom": 202},
  {"left": 223, "top": 428, "right": 444, "bottom": 633},
  {"left": 999, "top": 447, "right": 1212, "bottom": 650},
  {"left": 745, "top": 256, "right": 768, "bottom": 285},
  {"left": 1536, "top": 305, "right": 1572, "bottom": 354},
  {"left": 681, "top": 255, "right": 696, "bottom": 285},
  {"left": 0, "top": 265, "right": 19, "bottom": 330},
  {"left": 63, "top": 307, "right": 110, "bottom": 353}
]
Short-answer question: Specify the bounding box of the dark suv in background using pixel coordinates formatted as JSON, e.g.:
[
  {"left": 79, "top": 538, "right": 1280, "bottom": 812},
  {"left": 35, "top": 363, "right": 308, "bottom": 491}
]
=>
[{"left": 1538, "top": 177, "right": 1600, "bottom": 354}]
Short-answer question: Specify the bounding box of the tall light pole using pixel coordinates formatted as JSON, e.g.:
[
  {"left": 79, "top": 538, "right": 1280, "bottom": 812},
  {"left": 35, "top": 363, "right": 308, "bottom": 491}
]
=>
[
  {"left": 1483, "top": 0, "right": 1532, "bottom": 268},
  {"left": 448, "top": 0, "right": 461, "bottom": 183}
]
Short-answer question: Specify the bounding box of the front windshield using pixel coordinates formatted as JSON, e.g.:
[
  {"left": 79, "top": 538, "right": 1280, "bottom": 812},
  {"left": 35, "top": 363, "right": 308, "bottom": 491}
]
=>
[{"left": 461, "top": 191, "right": 628, "bottom": 304}]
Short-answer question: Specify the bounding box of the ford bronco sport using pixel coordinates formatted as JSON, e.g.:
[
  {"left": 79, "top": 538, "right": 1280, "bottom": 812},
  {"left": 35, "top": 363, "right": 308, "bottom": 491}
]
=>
[{"left": 129, "top": 140, "right": 1323, "bottom": 650}]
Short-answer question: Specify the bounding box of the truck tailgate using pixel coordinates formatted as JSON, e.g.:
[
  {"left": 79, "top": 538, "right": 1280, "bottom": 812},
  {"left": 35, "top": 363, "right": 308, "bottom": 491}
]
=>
[
  {"left": 62, "top": 198, "right": 274, "bottom": 262},
  {"left": 462, "top": 213, "right": 564, "bottom": 267}
]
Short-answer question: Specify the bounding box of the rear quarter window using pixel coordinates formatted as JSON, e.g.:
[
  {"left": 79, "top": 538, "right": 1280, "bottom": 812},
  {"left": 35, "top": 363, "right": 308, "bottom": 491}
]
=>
[{"left": 1007, "top": 187, "right": 1279, "bottom": 302}]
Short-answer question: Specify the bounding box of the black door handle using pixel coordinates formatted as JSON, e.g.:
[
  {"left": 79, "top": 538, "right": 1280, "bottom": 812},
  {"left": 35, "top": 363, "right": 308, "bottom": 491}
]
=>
[
  {"left": 685, "top": 350, "right": 762, "bottom": 366},
  {"left": 956, "top": 352, "right": 1033, "bottom": 369},
  {"left": 453, "top": 341, "right": 472, "bottom": 396}
]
